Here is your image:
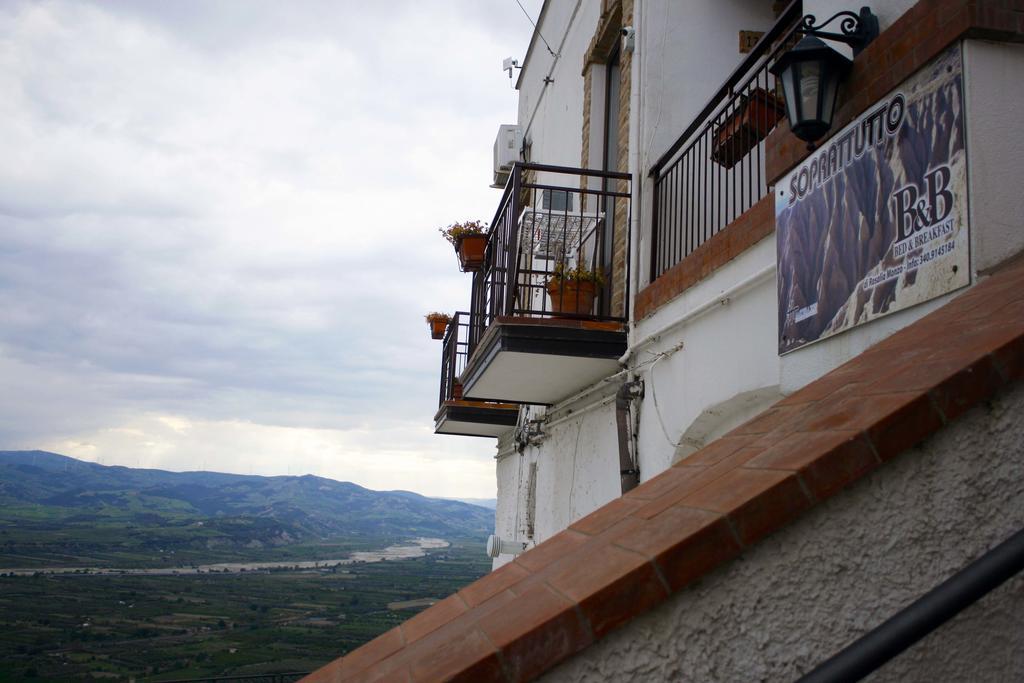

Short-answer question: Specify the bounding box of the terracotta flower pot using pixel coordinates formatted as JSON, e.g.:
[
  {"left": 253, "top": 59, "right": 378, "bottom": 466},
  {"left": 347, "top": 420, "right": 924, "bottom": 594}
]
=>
[
  {"left": 456, "top": 234, "right": 488, "bottom": 272},
  {"left": 452, "top": 382, "right": 464, "bottom": 400},
  {"left": 711, "top": 88, "right": 785, "bottom": 169},
  {"left": 546, "top": 279, "right": 598, "bottom": 315},
  {"left": 429, "top": 319, "right": 449, "bottom": 339}
]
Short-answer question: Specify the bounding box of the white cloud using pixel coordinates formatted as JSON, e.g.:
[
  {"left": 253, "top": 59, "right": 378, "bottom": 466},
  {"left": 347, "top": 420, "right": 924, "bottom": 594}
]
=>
[
  {"left": 42, "top": 413, "right": 495, "bottom": 498},
  {"left": 0, "top": 0, "right": 543, "bottom": 497}
]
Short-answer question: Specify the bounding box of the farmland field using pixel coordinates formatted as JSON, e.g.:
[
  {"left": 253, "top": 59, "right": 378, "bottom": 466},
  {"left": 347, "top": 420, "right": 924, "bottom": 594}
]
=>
[
  {"left": 0, "top": 451, "right": 495, "bottom": 681},
  {"left": 0, "top": 538, "right": 489, "bottom": 681}
]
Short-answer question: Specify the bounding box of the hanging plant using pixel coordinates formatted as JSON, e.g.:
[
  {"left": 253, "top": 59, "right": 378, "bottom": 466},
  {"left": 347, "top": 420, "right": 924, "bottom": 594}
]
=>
[
  {"left": 439, "top": 220, "right": 489, "bottom": 272},
  {"left": 425, "top": 312, "right": 452, "bottom": 340}
]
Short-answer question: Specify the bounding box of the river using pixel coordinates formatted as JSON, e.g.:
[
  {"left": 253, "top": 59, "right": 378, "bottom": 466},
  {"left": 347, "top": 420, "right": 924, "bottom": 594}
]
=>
[{"left": 0, "top": 537, "right": 450, "bottom": 576}]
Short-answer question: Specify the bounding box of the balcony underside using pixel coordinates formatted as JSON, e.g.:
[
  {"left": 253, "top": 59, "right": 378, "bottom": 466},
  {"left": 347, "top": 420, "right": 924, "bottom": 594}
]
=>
[
  {"left": 434, "top": 400, "right": 519, "bottom": 438},
  {"left": 461, "top": 317, "right": 627, "bottom": 405}
]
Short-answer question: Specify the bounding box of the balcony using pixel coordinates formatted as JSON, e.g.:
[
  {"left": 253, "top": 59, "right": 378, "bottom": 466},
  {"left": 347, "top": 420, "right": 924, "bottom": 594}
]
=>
[
  {"left": 649, "top": 1, "right": 802, "bottom": 278},
  {"left": 434, "top": 311, "right": 519, "bottom": 438},
  {"left": 461, "top": 163, "right": 631, "bottom": 406}
]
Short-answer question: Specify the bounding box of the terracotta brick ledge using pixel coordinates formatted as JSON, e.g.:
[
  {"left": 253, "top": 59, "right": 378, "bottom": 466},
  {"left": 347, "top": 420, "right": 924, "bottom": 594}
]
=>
[{"left": 304, "top": 256, "right": 1024, "bottom": 683}]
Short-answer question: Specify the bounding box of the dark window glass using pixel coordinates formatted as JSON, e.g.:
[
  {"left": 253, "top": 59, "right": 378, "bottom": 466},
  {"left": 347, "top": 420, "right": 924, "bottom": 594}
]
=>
[{"left": 542, "top": 189, "right": 573, "bottom": 211}]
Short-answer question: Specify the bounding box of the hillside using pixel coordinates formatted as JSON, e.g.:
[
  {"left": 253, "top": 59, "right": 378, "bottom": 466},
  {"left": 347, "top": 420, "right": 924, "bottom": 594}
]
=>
[{"left": 0, "top": 450, "right": 493, "bottom": 567}]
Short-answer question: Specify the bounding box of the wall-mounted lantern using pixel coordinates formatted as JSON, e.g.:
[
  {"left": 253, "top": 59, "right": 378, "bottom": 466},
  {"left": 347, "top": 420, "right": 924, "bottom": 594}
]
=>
[{"left": 770, "top": 7, "right": 879, "bottom": 148}]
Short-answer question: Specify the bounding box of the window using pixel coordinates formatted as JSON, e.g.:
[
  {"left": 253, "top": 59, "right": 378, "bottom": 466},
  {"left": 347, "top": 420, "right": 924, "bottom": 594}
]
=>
[{"left": 542, "top": 189, "right": 574, "bottom": 212}]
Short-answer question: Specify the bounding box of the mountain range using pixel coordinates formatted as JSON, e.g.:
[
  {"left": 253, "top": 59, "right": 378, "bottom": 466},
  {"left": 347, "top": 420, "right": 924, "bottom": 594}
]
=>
[{"left": 0, "top": 450, "right": 494, "bottom": 562}]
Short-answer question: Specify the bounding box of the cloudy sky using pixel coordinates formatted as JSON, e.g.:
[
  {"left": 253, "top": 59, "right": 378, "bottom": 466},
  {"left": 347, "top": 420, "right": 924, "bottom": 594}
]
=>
[{"left": 0, "top": 0, "right": 541, "bottom": 497}]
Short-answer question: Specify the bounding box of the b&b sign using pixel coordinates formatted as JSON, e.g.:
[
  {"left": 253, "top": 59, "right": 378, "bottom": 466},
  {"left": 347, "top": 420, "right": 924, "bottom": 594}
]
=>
[{"left": 775, "top": 45, "right": 969, "bottom": 354}]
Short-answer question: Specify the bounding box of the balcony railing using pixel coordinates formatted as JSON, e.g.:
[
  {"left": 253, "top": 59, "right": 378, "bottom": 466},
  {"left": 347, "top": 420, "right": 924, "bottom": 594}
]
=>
[
  {"left": 649, "top": 1, "right": 803, "bottom": 279},
  {"left": 435, "top": 310, "right": 519, "bottom": 434},
  {"left": 439, "top": 311, "right": 471, "bottom": 406},
  {"left": 469, "top": 162, "right": 632, "bottom": 352}
]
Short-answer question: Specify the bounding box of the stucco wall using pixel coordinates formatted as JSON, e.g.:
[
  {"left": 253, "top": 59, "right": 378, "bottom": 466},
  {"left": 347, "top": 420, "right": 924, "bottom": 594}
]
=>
[
  {"left": 492, "top": 391, "right": 624, "bottom": 567},
  {"left": 540, "top": 380, "right": 1024, "bottom": 682},
  {"left": 636, "top": 0, "right": 778, "bottom": 174},
  {"left": 532, "top": 399, "right": 622, "bottom": 541},
  {"left": 632, "top": 235, "right": 781, "bottom": 478},
  {"left": 516, "top": 1, "right": 599, "bottom": 175},
  {"left": 963, "top": 39, "right": 1024, "bottom": 273},
  {"left": 493, "top": 432, "right": 522, "bottom": 569}
]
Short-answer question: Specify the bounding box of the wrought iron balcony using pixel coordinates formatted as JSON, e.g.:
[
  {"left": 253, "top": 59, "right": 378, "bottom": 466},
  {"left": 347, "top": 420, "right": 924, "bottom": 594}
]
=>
[
  {"left": 461, "top": 163, "right": 631, "bottom": 405},
  {"left": 649, "top": 1, "right": 803, "bottom": 279},
  {"left": 434, "top": 311, "right": 518, "bottom": 438}
]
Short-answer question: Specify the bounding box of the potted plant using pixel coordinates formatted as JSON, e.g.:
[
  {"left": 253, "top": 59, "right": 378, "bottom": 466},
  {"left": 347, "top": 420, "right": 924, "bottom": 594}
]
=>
[
  {"left": 439, "top": 220, "right": 489, "bottom": 272},
  {"left": 425, "top": 312, "right": 451, "bottom": 340},
  {"left": 546, "top": 262, "right": 605, "bottom": 315},
  {"left": 711, "top": 87, "right": 785, "bottom": 169}
]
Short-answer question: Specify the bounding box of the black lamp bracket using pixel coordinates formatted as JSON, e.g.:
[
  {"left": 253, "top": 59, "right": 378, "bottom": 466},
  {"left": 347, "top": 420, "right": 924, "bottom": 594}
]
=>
[{"left": 797, "top": 6, "right": 879, "bottom": 55}]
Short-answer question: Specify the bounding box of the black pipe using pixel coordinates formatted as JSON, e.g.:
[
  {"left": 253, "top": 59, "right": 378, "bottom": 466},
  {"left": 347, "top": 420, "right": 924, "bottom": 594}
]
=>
[
  {"left": 615, "top": 380, "right": 642, "bottom": 493},
  {"left": 798, "top": 527, "right": 1024, "bottom": 683}
]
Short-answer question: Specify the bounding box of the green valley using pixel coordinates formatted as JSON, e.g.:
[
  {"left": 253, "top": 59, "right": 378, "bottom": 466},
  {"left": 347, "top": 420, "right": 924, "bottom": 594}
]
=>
[{"left": 0, "top": 451, "right": 494, "bottom": 681}]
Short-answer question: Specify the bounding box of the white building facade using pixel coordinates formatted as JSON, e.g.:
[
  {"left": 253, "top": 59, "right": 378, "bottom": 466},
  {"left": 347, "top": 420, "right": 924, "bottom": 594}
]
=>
[{"left": 431, "top": 0, "right": 1024, "bottom": 569}]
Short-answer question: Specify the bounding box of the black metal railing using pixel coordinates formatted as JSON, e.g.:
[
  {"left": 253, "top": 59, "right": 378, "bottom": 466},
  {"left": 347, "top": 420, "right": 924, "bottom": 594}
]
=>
[
  {"left": 439, "top": 311, "right": 471, "bottom": 406},
  {"left": 798, "top": 527, "right": 1024, "bottom": 682},
  {"left": 649, "top": 1, "right": 803, "bottom": 279},
  {"left": 469, "top": 162, "right": 631, "bottom": 351}
]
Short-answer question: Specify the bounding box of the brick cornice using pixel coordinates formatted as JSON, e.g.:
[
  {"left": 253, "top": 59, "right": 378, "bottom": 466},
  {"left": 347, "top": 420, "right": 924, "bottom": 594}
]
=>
[
  {"left": 766, "top": 0, "right": 1024, "bottom": 186},
  {"left": 302, "top": 255, "right": 1024, "bottom": 683},
  {"left": 582, "top": 1, "right": 622, "bottom": 72}
]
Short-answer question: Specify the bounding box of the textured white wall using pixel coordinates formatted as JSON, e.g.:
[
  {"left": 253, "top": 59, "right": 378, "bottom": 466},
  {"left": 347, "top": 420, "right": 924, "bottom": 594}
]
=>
[
  {"left": 637, "top": 0, "right": 778, "bottom": 173},
  {"left": 542, "top": 380, "right": 1024, "bottom": 682},
  {"left": 491, "top": 0, "right": 604, "bottom": 564},
  {"left": 516, "top": 1, "right": 599, "bottom": 174},
  {"left": 964, "top": 39, "right": 1024, "bottom": 273},
  {"left": 492, "top": 432, "right": 521, "bottom": 570},
  {"left": 532, "top": 400, "right": 622, "bottom": 541},
  {"left": 633, "top": 236, "right": 781, "bottom": 478},
  {"left": 492, "top": 391, "right": 624, "bottom": 561}
]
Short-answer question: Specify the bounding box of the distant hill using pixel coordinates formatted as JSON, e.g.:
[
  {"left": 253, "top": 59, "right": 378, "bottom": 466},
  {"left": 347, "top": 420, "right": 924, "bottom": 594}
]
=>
[
  {"left": 441, "top": 497, "right": 497, "bottom": 510},
  {"left": 0, "top": 451, "right": 494, "bottom": 563}
]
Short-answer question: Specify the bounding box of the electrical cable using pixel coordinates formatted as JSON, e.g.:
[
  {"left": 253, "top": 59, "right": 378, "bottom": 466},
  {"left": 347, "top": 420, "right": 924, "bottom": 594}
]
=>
[
  {"left": 519, "top": 0, "right": 581, "bottom": 144},
  {"left": 643, "top": 0, "right": 670, "bottom": 162},
  {"left": 647, "top": 349, "right": 685, "bottom": 449},
  {"left": 567, "top": 416, "right": 583, "bottom": 519},
  {"left": 514, "top": 0, "right": 557, "bottom": 57},
  {"left": 513, "top": 449, "right": 523, "bottom": 539}
]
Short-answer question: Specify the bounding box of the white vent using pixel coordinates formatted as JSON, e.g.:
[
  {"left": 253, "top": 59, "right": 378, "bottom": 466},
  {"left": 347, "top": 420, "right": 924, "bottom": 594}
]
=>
[
  {"left": 486, "top": 535, "right": 529, "bottom": 558},
  {"left": 492, "top": 124, "right": 523, "bottom": 188}
]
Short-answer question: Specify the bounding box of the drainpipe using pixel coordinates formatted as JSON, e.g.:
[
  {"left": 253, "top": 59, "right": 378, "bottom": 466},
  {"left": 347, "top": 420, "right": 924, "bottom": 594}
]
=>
[
  {"left": 614, "top": 0, "right": 643, "bottom": 498},
  {"left": 626, "top": 0, "right": 643, "bottom": 360},
  {"left": 616, "top": 380, "right": 643, "bottom": 493}
]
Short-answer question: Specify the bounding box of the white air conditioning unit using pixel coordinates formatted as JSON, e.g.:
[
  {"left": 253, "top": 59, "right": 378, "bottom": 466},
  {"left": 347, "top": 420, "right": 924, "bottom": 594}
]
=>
[{"left": 491, "top": 124, "right": 523, "bottom": 189}]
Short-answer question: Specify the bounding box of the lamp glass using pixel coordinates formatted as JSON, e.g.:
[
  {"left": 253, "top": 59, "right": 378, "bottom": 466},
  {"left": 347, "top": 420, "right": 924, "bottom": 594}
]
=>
[
  {"left": 798, "top": 60, "right": 821, "bottom": 123},
  {"left": 770, "top": 35, "right": 852, "bottom": 144}
]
